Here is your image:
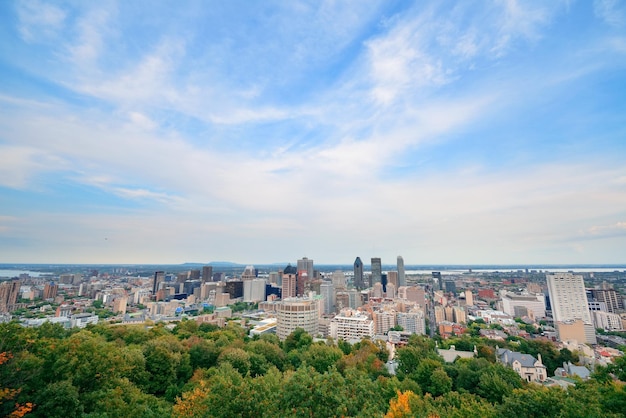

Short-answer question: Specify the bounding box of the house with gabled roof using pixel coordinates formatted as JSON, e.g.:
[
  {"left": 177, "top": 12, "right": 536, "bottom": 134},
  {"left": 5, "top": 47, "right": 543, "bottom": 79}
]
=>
[{"left": 496, "top": 346, "right": 547, "bottom": 382}]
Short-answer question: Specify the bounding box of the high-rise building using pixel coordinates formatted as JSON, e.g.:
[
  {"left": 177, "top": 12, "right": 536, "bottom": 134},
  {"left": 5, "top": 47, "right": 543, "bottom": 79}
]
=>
[
  {"left": 189, "top": 269, "right": 201, "bottom": 280},
  {"left": 276, "top": 297, "right": 319, "bottom": 340},
  {"left": 320, "top": 281, "right": 335, "bottom": 314},
  {"left": 464, "top": 290, "right": 474, "bottom": 306},
  {"left": 0, "top": 280, "right": 20, "bottom": 313},
  {"left": 372, "top": 309, "right": 396, "bottom": 334},
  {"left": 244, "top": 279, "right": 266, "bottom": 302},
  {"left": 202, "top": 266, "right": 213, "bottom": 283},
  {"left": 331, "top": 270, "right": 346, "bottom": 290},
  {"left": 297, "top": 257, "right": 314, "bottom": 281},
  {"left": 432, "top": 272, "right": 442, "bottom": 290},
  {"left": 43, "top": 282, "right": 58, "bottom": 300},
  {"left": 353, "top": 257, "right": 364, "bottom": 290},
  {"left": 371, "top": 258, "right": 382, "bottom": 287},
  {"left": 152, "top": 271, "right": 165, "bottom": 297},
  {"left": 397, "top": 309, "right": 426, "bottom": 335},
  {"left": 547, "top": 273, "right": 595, "bottom": 344},
  {"left": 387, "top": 271, "right": 398, "bottom": 288},
  {"left": 590, "top": 288, "right": 623, "bottom": 313},
  {"left": 397, "top": 256, "right": 406, "bottom": 287},
  {"left": 282, "top": 265, "right": 298, "bottom": 299}
]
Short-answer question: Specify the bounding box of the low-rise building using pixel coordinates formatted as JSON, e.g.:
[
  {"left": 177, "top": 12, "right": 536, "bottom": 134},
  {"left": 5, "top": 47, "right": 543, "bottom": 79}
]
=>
[{"left": 496, "top": 347, "right": 547, "bottom": 383}]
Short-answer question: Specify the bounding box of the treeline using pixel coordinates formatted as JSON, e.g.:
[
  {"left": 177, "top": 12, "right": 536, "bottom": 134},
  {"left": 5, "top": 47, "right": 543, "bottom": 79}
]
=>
[{"left": 0, "top": 320, "right": 625, "bottom": 417}]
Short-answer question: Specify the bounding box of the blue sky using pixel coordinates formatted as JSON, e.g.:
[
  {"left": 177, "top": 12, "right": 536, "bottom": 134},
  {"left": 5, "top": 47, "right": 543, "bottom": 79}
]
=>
[{"left": 1, "top": 0, "right": 625, "bottom": 265}]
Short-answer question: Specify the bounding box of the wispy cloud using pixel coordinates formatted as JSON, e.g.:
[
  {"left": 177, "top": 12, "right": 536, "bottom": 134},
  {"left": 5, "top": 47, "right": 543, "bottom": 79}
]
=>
[{"left": 594, "top": 0, "right": 626, "bottom": 26}]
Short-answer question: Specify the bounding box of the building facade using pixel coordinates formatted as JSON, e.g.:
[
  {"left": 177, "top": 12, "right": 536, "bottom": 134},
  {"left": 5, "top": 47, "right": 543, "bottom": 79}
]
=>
[{"left": 276, "top": 297, "right": 319, "bottom": 340}]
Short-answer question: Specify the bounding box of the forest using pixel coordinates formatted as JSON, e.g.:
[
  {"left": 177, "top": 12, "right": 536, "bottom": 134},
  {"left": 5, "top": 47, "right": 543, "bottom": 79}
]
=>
[{"left": 1, "top": 319, "right": 625, "bottom": 417}]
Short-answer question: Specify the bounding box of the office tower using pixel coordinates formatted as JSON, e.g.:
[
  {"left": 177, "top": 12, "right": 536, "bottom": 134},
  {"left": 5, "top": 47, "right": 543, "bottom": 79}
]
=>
[
  {"left": 189, "top": 269, "right": 201, "bottom": 280},
  {"left": 242, "top": 265, "right": 256, "bottom": 280},
  {"left": 320, "top": 281, "right": 335, "bottom": 314},
  {"left": 224, "top": 280, "right": 244, "bottom": 299},
  {"left": 444, "top": 281, "right": 456, "bottom": 294},
  {"left": 397, "top": 256, "right": 406, "bottom": 287},
  {"left": 202, "top": 266, "right": 213, "bottom": 283},
  {"left": 381, "top": 273, "right": 388, "bottom": 294},
  {"left": 177, "top": 272, "right": 188, "bottom": 283},
  {"left": 354, "top": 257, "right": 364, "bottom": 290},
  {"left": 0, "top": 280, "right": 20, "bottom": 313},
  {"left": 276, "top": 298, "right": 319, "bottom": 340},
  {"left": 371, "top": 258, "right": 382, "bottom": 287},
  {"left": 297, "top": 257, "right": 314, "bottom": 281},
  {"left": 282, "top": 265, "right": 298, "bottom": 299},
  {"left": 331, "top": 270, "right": 346, "bottom": 290},
  {"left": 243, "top": 279, "right": 266, "bottom": 302},
  {"left": 152, "top": 271, "right": 165, "bottom": 296},
  {"left": 387, "top": 271, "right": 398, "bottom": 288},
  {"left": 546, "top": 273, "right": 595, "bottom": 344},
  {"left": 501, "top": 292, "right": 546, "bottom": 318},
  {"left": 432, "top": 272, "right": 442, "bottom": 290}
]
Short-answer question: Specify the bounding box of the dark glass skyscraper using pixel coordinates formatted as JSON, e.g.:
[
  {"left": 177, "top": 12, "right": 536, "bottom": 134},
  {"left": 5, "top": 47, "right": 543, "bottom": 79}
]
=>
[{"left": 353, "top": 257, "right": 364, "bottom": 290}]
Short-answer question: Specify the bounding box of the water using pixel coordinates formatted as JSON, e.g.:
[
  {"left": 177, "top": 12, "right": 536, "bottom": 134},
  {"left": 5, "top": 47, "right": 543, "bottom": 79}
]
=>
[{"left": 0, "top": 270, "right": 47, "bottom": 278}]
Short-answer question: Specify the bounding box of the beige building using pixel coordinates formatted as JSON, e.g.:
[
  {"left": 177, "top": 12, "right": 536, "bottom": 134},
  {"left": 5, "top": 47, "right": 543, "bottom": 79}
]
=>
[{"left": 276, "top": 297, "right": 319, "bottom": 340}]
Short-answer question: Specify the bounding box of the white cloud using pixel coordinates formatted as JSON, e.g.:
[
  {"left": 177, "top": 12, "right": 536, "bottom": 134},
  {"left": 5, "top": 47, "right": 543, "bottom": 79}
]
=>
[
  {"left": 594, "top": 0, "right": 626, "bottom": 26},
  {"left": 16, "top": 0, "right": 66, "bottom": 43}
]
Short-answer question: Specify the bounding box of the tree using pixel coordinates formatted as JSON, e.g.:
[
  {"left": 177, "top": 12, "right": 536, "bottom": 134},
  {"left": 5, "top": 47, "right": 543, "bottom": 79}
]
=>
[{"left": 300, "top": 343, "right": 343, "bottom": 374}]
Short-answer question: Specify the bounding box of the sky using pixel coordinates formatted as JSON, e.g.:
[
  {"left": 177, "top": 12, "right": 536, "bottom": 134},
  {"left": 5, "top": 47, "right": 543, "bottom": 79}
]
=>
[{"left": 0, "top": 0, "right": 625, "bottom": 265}]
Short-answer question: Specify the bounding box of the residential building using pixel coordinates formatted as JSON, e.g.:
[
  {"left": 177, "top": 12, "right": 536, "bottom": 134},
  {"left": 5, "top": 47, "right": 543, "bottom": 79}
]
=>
[
  {"left": 329, "top": 310, "right": 375, "bottom": 341},
  {"left": 496, "top": 347, "right": 547, "bottom": 382},
  {"left": 397, "top": 308, "right": 426, "bottom": 335}
]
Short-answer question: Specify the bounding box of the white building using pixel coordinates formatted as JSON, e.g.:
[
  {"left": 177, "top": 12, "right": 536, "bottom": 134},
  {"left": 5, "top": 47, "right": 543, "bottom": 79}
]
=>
[
  {"left": 329, "top": 310, "right": 374, "bottom": 341},
  {"left": 592, "top": 310, "right": 624, "bottom": 331},
  {"left": 243, "top": 279, "right": 266, "bottom": 303},
  {"left": 547, "top": 273, "right": 595, "bottom": 344},
  {"left": 276, "top": 297, "right": 319, "bottom": 340},
  {"left": 501, "top": 292, "right": 546, "bottom": 319}
]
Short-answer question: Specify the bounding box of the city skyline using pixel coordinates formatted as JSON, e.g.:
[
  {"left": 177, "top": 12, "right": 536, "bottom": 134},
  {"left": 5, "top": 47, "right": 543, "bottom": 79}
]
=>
[{"left": 1, "top": 1, "right": 625, "bottom": 265}]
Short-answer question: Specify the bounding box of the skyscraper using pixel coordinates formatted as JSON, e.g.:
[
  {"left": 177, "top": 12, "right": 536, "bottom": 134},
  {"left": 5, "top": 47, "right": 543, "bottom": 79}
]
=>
[
  {"left": 297, "top": 257, "right": 314, "bottom": 281},
  {"left": 397, "top": 256, "right": 406, "bottom": 287},
  {"left": 353, "top": 257, "right": 364, "bottom": 290},
  {"left": 546, "top": 273, "right": 595, "bottom": 344},
  {"left": 371, "top": 258, "right": 382, "bottom": 288},
  {"left": 320, "top": 281, "right": 335, "bottom": 314},
  {"left": 202, "top": 266, "right": 213, "bottom": 283},
  {"left": 152, "top": 271, "right": 165, "bottom": 296},
  {"left": 282, "top": 264, "right": 298, "bottom": 299},
  {"left": 0, "top": 280, "right": 20, "bottom": 313}
]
